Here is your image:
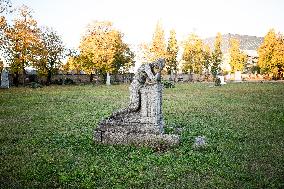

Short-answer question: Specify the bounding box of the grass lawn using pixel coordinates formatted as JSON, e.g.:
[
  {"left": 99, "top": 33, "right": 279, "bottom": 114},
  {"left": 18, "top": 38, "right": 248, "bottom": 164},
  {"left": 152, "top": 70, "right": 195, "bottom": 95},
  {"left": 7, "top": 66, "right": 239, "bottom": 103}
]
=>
[{"left": 0, "top": 83, "right": 284, "bottom": 188}]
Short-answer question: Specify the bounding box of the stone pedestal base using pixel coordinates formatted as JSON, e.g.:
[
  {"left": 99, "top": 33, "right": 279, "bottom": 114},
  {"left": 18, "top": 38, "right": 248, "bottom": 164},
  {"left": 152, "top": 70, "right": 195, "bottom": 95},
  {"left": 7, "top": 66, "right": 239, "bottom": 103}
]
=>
[
  {"left": 94, "top": 130, "right": 179, "bottom": 148},
  {"left": 93, "top": 112, "right": 180, "bottom": 148}
]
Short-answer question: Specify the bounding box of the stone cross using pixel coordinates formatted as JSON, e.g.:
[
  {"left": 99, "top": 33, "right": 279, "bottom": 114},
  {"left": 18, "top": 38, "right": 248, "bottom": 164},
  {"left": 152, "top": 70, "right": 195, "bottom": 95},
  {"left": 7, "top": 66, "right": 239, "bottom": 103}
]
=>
[
  {"left": 1, "top": 67, "right": 9, "bottom": 89},
  {"left": 94, "top": 59, "right": 179, "bottom": 148}
]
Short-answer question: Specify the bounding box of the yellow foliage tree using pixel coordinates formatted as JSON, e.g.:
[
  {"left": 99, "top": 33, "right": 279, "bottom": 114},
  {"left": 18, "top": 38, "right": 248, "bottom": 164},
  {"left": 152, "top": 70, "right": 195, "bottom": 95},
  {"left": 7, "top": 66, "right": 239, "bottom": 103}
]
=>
[
  {"left": 229, "top": 38, "right": 247, "bottom": 72},
  {"left": 166, "top": 29, "right": 179, "bottom": 75},
  {"left": 139, "top": 42, "right": 151, "bottom": 63},
  {"left": 149, "top": 21, "right": 167, "bottom": 62},
  {"left": 182, "top": 34, "right": 205, "bottom": 74},
  {"left": 33, "top": 27, "right": 65, "bottom": 85},
  {"left": 271, "top": 33, "right": 284, "bottom": 79},
  {"left": 0, "top": 16, "right": 7, "bottom": 46},
  {"left": 203, "top": 44, "right": 212, "bottom": 75},
  {"left": 211, "top": 32, "right": 222, "bottom": 77},
  {"left": 258, "top": 29, "right": 284, "bottom": 79},
  {"left": 79, "top": 21, "right": 134, "bottom": 82},
  {"left": 65, "top": 55, "right": 82, "bottom": 74},
  {"left": 0, "top": 0, "right": 12, "bottom": 61},
  {"left": 3, "top": 5, "right": 41, "bottom": 85}
]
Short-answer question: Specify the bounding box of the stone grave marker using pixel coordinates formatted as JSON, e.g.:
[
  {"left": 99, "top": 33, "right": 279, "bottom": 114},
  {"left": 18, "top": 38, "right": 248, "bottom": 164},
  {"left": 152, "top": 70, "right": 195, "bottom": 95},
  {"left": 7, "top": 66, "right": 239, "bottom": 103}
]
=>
[
  {"left": 234, "top": 71, "right": 242, "bottom": 82},
  {"left": 217, "top": 75, "right": 226, "bottom": 85},
  {"left": 1, "top": 67, "right": 9, "bottom": 89},
  {"left": 94, "top": 58, "right": 179, "bottom": 148}
]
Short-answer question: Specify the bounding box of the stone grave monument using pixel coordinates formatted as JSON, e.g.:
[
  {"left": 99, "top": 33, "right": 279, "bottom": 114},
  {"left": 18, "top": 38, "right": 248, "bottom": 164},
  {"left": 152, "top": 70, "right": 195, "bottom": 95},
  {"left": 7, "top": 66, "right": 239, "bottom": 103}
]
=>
[
  {"left": 217, "top": 75, "right": 226, "bottom": 85},
  {"left": 94, "top": 58, "right": 179, "bottom": 148},
  {"left": 234, "top": 71, "right": 242, "bottom": 82},
  {"left": 1, "top": 67, "right": 9, "bottom": 89}
]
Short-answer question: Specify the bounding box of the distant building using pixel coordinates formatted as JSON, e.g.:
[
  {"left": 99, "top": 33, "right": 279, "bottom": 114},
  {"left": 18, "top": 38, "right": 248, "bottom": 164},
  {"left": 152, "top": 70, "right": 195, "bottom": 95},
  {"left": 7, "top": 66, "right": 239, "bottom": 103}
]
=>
[{"left": 204, "top": 33, "right": 264, "bottom": 73}]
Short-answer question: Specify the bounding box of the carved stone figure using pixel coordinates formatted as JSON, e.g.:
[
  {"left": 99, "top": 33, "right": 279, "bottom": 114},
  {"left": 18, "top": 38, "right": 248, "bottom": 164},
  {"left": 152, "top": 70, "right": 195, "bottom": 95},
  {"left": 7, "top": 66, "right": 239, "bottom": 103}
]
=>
[
  {"left": 110, "top": 58, "right": 164, "bottom": 117},
  {"left": 94, "top": 58, "right": 179, "bottom": 148}
]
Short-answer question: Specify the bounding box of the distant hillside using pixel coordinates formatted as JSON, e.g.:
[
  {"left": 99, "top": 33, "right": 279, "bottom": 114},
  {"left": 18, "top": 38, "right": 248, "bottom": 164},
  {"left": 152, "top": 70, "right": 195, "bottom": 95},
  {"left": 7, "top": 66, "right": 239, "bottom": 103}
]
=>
[{"left": 203, "top": 34, "right": 264, "bottom": 53}]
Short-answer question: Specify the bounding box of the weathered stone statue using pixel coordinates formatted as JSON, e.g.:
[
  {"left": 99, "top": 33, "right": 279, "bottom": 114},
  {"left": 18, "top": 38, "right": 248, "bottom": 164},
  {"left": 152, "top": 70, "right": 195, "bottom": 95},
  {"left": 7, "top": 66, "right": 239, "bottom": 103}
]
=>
[
  {"left": 94, "top": 58, "right": 179, "bottom": 148},
  {"left": 1, "top": 67, "right": 9, "bottom": 89}
]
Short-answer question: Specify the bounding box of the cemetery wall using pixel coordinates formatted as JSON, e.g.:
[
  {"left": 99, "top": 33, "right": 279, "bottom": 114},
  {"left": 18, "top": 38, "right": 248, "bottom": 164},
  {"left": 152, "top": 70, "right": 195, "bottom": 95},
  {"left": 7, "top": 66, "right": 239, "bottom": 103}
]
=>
[{"left": 1, "top": 72, "right": 277, "bottom": 86}]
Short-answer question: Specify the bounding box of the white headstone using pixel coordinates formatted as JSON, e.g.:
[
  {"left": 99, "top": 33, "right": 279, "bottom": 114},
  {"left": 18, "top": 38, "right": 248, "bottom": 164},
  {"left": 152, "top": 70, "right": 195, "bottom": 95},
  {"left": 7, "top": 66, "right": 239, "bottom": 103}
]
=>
[
  {"left": 225, "top": 73, "right": 231, "bottom": 81},
  {"left": 106, "top": 72, "right": 111, "bottom": 85},
  {"left": 1, "top": 67, "right": 9, "bottom": 88},
  {"left": 234, "top": 71, "right": 242, "bottom": 82},
  {"left": 217, "top": 75, "right": 226, "bottom": 85}
]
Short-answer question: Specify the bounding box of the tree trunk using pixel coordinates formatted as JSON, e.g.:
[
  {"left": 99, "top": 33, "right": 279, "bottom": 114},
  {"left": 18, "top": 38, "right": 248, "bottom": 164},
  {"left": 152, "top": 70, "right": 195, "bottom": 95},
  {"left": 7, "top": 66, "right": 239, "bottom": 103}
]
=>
[
  {"left": 13, "top": 72, "right": 19, "bottom": 87},
  {"left": 188, "top": 71, "right": 193, "bottom": 82},
  {"left": 22, "top": 67, "right": 26, "bottom": 85},
  {"left": 46, "top": 70, "right": 52, "bottom": 86},
  {"left": 90, "top": 73, "right": 93, "bottom": 82}
]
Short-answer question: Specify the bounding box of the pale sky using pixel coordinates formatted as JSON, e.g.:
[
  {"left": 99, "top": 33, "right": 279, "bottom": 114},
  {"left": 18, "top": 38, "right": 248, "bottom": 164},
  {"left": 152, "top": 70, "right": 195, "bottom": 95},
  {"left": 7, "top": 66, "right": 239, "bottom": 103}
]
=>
[{"left": 11, "top": 0, "right": 284, "bottom": 50}]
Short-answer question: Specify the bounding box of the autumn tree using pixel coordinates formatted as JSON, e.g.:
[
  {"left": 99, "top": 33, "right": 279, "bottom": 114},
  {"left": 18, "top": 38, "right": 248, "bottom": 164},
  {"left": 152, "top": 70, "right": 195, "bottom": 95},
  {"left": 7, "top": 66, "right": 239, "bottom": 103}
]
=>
[
  {"left": 182, "top": 34, "right": 204, "bottom": 75},
  {"left": 33, "top": 27, "right": 65, "bottom": 85},
  {"left": 63, "top": 49, "right": 84, "bottom": 74},
  {"left": 149, "top": 21, "right": 167, "bottom": 62},
  {"left": 166, "top": 29, "right": 179, "bottom": 76},
  {"left": 258, "top": 29, "right": 284, "bottom": 79},
  {"left": 271, "top": 33, "right": 284, "bottom": 79},
  {"left": 229, "top": 38, "right": 247, "bottom": 72},
  {"left": 203, "top": 44, "right": 212, "bottom": 76},
  {"left": 139, "top": 42, "right": 151, "bottom": 63},
  {"left": 2, "top": 5, "right": 41, "bottom": 86},
  {"left": 113, "top": 44, "right": 135, "bottom": 74},
  {"left": 211, "top": 32, "right": 223, "bottom": 78},
  {"left": 0, "top": 0, "right": 12, "bottom": 54},
  {"left": 79, "top": 21, "right": 134, "bottom": 83},
  {"left": 0, "top": 16, "right": 7, "bottom": 47},
  {"left": 65, "top": 55, "right": 82, "bottom": 74}
]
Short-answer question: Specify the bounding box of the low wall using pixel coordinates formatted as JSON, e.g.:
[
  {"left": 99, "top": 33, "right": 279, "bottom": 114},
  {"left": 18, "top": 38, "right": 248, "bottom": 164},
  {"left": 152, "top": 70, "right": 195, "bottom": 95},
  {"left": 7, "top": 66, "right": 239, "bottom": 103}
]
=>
[
  {"left": 163, "top": 74, "right": 214, "bottom": 82},
  {"left": 49, "top": 73, "right": 134, "bottom": 84},
  {"left": 3, "top": 73, "right": 134, "bottom": 86},
  {"left": 1, "top": 72, "right": 280, "bottom": 86}
]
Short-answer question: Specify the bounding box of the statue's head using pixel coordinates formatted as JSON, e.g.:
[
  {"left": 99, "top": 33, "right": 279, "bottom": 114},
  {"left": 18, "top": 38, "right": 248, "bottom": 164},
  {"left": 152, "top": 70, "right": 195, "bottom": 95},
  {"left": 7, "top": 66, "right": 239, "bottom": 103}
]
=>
[{"left": 152, "top": 58, "right": 165, "bottom": 71}]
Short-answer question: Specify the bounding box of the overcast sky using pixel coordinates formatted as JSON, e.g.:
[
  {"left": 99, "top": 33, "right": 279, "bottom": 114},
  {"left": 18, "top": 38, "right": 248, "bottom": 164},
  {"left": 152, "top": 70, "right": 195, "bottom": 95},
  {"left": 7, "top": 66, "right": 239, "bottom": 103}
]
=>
[{"left": 11, "top": 0, "right": 284, "bottom": 50}]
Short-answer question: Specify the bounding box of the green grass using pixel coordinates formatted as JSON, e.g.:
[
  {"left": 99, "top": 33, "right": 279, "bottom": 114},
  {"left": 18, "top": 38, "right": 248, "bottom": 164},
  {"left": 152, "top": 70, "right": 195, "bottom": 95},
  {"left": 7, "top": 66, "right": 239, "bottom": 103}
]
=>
[{"left": 0, "top": 83, "right": 283, "bottom": 188}]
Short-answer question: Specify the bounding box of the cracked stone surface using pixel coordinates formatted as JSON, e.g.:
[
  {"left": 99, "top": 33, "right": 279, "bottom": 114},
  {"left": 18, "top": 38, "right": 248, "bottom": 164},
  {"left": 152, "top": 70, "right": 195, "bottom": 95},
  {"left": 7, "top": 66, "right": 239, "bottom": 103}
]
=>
[{"left": 94, "top": 59, "right": 179, "bottom": 148}]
